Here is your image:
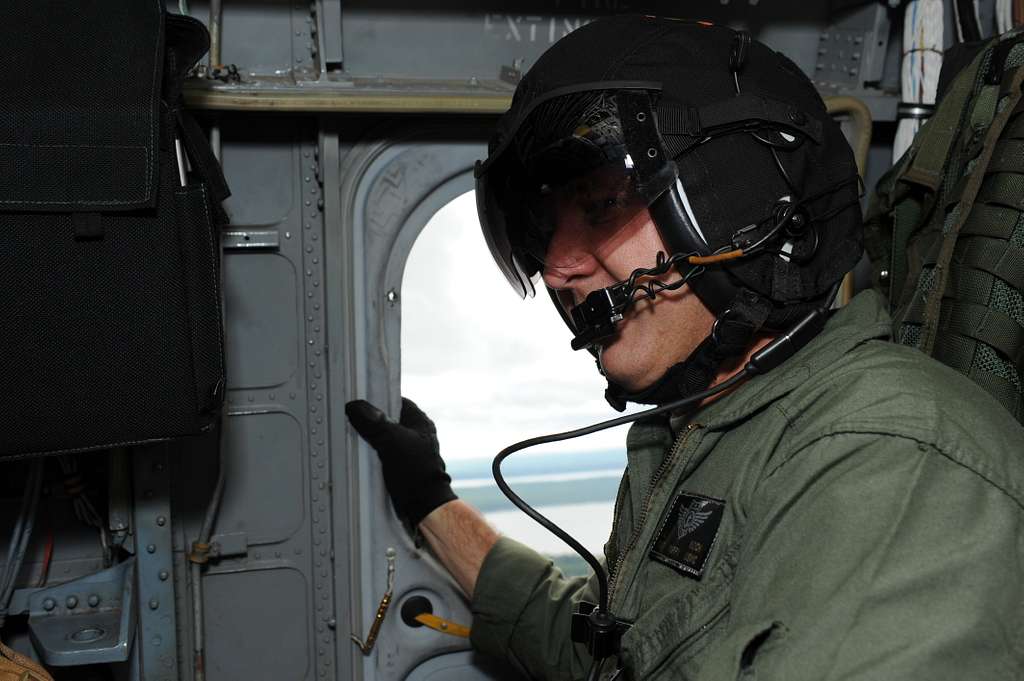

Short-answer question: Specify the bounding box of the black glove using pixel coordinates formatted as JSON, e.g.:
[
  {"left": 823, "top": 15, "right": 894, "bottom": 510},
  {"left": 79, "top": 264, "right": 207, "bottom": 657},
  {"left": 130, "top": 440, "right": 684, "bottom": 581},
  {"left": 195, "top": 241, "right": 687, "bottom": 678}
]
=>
[{"left": 345, "top": 397, "right": 457, "bottom": 527}]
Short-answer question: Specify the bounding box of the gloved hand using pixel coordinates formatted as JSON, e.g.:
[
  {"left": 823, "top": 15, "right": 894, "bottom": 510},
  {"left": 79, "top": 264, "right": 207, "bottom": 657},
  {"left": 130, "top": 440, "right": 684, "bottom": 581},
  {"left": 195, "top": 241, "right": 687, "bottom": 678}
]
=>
[{"left": 345, "top": 397, "right": 457, "bottom": 527}]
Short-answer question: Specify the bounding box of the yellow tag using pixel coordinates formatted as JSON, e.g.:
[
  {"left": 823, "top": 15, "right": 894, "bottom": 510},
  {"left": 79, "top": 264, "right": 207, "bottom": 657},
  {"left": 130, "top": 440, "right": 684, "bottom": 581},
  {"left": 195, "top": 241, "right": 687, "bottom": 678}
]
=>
[{"left": 413, "top": 613, "right": 471, "bottom": 638}]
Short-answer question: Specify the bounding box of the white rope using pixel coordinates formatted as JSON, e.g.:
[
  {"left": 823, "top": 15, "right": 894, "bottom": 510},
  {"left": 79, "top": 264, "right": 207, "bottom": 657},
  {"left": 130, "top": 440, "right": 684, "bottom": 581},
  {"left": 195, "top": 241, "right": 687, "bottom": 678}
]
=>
[{"left": 894, "top": 0, "right": 945, "bottom": 162}]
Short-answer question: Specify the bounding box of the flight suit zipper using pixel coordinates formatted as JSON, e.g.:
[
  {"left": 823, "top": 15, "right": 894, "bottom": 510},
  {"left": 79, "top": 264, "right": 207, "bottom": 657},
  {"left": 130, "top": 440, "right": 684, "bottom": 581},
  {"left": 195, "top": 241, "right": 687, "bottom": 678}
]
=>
[{"left": 606, "top": 422, "right": 700, "bottom": 606}]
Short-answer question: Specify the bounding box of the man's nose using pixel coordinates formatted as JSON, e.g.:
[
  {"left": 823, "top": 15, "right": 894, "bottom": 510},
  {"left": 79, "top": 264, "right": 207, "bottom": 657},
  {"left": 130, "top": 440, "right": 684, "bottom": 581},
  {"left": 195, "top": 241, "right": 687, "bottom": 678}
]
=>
[{"left": 540, "top": 221, "right": 596, "bottom": 289}]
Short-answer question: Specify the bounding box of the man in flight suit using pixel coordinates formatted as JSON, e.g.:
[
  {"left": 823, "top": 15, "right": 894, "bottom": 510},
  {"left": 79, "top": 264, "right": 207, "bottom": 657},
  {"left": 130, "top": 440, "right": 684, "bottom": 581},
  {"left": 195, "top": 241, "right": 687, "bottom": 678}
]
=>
[{"left": 347, "top": 15, "right": 1024, "bottom": 680}]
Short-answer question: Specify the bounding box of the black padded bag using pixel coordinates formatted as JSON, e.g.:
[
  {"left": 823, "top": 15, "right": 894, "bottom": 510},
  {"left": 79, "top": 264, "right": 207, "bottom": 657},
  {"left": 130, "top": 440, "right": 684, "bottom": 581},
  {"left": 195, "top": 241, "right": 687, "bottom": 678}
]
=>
[{"left": 0, "top": 1, "right": 230, "bottom": 458}]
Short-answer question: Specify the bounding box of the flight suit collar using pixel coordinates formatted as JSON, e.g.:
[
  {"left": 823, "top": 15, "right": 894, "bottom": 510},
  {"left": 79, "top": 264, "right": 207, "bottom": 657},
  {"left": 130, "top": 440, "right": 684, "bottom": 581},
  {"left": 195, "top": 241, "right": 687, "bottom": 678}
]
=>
[
  {"left": 619, "top": 290, "right": 893, "bottom": 563},
  {"left": 686, "top": 289, "right": 894, "bottom": 431},
  {"left": 624, "top": 290, "right": 892, "bottom": 482},
  {"left": 613, "top": 292, "right": 894, "bottom": 676}
]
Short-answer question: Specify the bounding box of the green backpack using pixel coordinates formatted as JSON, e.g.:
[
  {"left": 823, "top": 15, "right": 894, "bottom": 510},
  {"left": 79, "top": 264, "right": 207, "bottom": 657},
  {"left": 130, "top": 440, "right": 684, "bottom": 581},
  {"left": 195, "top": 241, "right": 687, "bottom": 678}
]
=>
[{"left": 865, "top": 29, "right": 1024, "bottom": 424}]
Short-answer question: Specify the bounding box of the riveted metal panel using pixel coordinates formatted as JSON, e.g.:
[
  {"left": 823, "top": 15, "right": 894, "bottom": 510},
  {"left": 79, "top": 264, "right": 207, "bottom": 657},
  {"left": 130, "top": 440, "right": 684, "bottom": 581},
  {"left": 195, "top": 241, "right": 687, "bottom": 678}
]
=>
[
  {"left": 203, "top": 568, "right": 311, "bottom": 678},
  {"left": 216, "top": 413, "right": 305, "bottom": 544},
  {"left": 223, "top": 253, "right": 301, "bottom": 390},
  {"left": 220, "top": 123, "right": 298, "bottom": 226}
]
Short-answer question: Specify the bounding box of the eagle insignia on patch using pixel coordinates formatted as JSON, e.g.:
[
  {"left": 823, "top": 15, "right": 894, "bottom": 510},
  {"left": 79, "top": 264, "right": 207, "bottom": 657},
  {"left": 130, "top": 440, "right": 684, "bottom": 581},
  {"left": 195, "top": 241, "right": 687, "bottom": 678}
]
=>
[{"left": 650, "top": 491, "right": 725, "bottom": 579}]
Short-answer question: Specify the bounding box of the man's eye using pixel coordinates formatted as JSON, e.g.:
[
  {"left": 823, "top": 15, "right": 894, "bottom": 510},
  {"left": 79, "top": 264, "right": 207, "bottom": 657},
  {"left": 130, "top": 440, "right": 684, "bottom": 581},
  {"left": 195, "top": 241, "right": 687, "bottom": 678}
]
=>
[{"left": 585, "top": 196, "right": 627, "bottom": 224}]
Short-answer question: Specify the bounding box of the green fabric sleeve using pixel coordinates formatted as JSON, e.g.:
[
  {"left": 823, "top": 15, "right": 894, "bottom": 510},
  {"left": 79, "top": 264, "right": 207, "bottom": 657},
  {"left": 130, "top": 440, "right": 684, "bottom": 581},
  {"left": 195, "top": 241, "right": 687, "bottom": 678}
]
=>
[
  {"left": 704, "top": 431, "right": 1024, "bottom": 680},
  {"left": 470, "top": 536, "right": 599, "bottom": 681}
]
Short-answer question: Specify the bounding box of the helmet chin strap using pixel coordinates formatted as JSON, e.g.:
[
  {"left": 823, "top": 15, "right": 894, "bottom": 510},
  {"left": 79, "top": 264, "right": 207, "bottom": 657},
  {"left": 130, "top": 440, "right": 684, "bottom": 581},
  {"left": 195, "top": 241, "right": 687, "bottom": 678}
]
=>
[{"left": 602, "top": 288, "right": 771, "bottom": 411}]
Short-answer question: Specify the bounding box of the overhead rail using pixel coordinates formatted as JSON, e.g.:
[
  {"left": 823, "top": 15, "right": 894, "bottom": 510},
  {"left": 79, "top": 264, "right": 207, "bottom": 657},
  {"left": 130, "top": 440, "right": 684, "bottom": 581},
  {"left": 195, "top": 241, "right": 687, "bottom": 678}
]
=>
[
  {"left": 185, "top": 81, "right": 870, "bottom": 123},
  {"left": 183, "top": 78, "right": 516, "bottom": 113}
]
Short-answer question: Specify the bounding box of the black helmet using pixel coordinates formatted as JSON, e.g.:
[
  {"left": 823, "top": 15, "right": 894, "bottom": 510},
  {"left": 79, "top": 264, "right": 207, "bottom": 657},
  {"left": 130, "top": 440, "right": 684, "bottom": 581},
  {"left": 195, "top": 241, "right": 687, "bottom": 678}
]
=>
[{"left": 475, "top": 15, "right": 862, "bottom": 409}]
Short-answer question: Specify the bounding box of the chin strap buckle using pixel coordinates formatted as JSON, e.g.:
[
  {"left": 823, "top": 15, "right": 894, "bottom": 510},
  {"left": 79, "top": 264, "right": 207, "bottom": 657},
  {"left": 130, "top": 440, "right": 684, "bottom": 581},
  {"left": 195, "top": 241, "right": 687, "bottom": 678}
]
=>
[{"left": 571, "top": 601, "right": 632, "bottom": 661}]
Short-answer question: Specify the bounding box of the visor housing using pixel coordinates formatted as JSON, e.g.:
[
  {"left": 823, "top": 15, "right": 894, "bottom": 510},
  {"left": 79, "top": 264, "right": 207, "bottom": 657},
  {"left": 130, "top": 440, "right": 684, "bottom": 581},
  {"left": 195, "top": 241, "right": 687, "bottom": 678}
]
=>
[{"left": 476, "top": 86, "right": 663, "bottom": 298}]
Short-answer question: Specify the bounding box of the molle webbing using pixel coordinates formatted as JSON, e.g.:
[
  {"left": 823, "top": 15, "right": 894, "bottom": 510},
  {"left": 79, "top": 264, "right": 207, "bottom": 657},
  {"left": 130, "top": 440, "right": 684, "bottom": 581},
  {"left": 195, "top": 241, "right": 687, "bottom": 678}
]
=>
[{"left": 891, "top": 45, "right": 1024, "bottom": 423}]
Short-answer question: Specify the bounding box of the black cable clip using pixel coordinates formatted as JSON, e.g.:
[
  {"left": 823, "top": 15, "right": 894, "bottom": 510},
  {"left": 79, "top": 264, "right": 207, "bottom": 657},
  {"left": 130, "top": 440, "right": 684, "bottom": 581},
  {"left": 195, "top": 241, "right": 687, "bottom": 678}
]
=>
[
  {"left": 571, "top": 601, "right": 632, "bottom": 661},
  {"left": 569, "top": 285, "right": 630, "bottom": 351}
]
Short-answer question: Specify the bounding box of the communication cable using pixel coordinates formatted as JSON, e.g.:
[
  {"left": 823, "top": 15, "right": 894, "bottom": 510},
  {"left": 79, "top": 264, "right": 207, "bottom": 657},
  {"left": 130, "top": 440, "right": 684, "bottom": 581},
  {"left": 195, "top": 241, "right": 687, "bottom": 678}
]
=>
[
  {"left": 493, "top": 283, "right": 838, "bottom": 674},
  {"left": 0, "top": 460, "right": 44, "bottom": 628},
  {"left": 493, "top": 370, "right": 750, "bottom": 613}
]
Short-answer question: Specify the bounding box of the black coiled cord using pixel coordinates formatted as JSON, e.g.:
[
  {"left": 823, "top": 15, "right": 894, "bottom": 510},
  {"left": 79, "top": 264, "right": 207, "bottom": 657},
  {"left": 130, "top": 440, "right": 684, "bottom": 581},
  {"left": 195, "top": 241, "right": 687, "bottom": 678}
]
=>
[{"left": 621, "top": 251, "right": 704, "bottom": 311}]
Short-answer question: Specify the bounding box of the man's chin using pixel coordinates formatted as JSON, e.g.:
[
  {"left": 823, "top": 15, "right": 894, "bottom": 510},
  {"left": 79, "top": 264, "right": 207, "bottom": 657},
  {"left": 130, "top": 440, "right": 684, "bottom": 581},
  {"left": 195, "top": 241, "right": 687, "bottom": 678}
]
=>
[{"left": 597, "top": 344, "right": 656, "bottom": 392}]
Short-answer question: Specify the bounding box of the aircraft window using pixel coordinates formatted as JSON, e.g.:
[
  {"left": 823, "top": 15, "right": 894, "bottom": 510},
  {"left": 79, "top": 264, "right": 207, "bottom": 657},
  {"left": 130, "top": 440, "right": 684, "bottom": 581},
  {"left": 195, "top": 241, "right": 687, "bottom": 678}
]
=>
[{"left": 401, "top": 190, "right": 632, "bottom": 577}]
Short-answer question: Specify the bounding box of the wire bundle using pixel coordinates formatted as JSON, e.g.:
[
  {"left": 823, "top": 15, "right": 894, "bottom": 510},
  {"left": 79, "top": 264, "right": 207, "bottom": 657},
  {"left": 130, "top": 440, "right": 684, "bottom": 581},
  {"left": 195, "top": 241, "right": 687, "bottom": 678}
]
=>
[
  {"left": 895, "top": 0, "right": 945, "bottom": 162},
  {"left": 0, "top": 460, "right": 45, "bottom": 629},
  {"left": 57, "top": 455, "right": 112, "bottom": 567},
  {"left": 997, "top": 0, "right": 1015, "bottom": 34}
]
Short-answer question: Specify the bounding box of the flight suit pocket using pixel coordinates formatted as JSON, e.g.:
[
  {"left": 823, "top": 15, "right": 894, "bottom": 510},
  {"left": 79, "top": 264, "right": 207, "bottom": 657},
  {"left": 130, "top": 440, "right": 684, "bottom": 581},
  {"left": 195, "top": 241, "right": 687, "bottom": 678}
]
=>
[
  {"left": 618, "top": 598, "right": 733, "bottom": 675},
  {"left": 616, "top": 537, "right": 743, "bottom": 680},
  {"left": 737, "top": 621, "right": 788, "bottom": 679},
  {"left": 701, "top": 619, "right": 789, "bottom": 680},
  {"left": 618, "top": 591, "right": 731, "bottom": 680}
]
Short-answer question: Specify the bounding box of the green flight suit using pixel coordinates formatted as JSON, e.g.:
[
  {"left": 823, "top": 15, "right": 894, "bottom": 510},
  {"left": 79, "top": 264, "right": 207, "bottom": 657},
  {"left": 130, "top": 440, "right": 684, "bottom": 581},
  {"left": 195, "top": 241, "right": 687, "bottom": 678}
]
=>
[{"left": 469, "top": 289, "right": 1024, "bottom": 680}]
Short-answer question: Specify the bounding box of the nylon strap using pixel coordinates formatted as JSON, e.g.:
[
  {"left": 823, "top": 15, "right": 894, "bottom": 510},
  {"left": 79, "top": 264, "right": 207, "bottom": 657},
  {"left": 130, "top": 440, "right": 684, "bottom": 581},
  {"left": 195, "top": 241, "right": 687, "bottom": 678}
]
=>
[
  {"left": 941, "top": 95, "right": 1024, "bottom": 208},
  {"left": 617, "top": 91, "right": 677, "bottom": 202},
  {"left": 902, "top": 46, "right": 990, "bottom": 190},
  {"left": 968, "top": 367, "right": 1023, "bottom": 419},
  {"left": 977, "top": 171, "right": 1024, "bottom": 208},
  {"left": 658, "top": 92, "right": 823, "bottom": 158},
  {"left": 970, "top": 84, "right": 1000, "bottom": 131},
  {"left": 960, "top": 203, "right": 1022, "bottom": 239},
  {"left": 903, "top": 267, "right": 995, "bottom": 322},
  {"left": 986, "top": 138, "right": 1024, "bottom": 173},
  {"left": 946, "top": 173, "right": 971, "bottom": 209},
  {"left": 932, "top": 330, "right": 977, "bottom": 374},
  {"left": 921, "top": 66, "right": 1024, "bottom": 354},
  {"left": 890, "top": 198, "right": 923, "bottom": 304},
  {"left": 176, "top": 110, "right": 231, "bottom": 205},
  {"left": 953, "top": 238, "right": 1024, "bottom": 290},
  {"left": 899, "top": 269, "right": 930, "bottom": 324},
  {"left": 1002, "top": 109, "right": 1024, "bottom": 138},
  {"left": 941, "top": 300, "right": 1024, "bottom": 365}
]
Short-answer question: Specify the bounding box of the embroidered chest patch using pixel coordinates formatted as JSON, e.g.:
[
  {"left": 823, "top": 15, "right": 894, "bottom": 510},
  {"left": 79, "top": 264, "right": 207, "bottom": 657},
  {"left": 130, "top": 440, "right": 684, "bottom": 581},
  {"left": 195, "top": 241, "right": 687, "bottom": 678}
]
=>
[{"left": 649, "top": 491, "right": 726, "bottom": 579}]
